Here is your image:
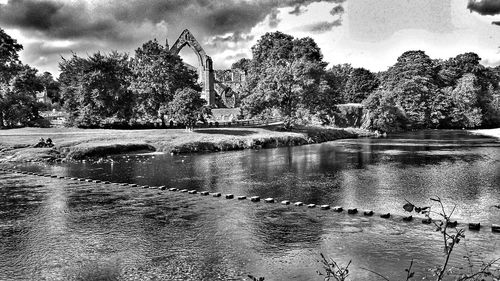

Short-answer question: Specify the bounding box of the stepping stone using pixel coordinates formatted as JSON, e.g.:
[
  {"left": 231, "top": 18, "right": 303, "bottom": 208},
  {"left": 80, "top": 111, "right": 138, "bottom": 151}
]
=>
[
  {"left": 159, "top": 186, "right": 167, "bottom": 190},
  {"left": 403, "top": 215, "right": 413, "bottom": 222},
  {"left": 130, "top": 184, "right": 138, "bottom": 187},
  {"left": 78, "top": 178, "right": 85, "bottom": 181},
  {"left": 225, "top": 194, "right": 234, "bottom": 199},
  {"left": 212, "top": 192, "right": 222, "bottom": 197},
  {"left": 142, "top": 185, "right": 150, "bottom": 189},
  {"left": 380, "top": 213, "right": 391, "bottom": 219},
  {"left": 320, "top": 205, "right": 330, "bottom": 210},
  {"left": 264, "top": 198, "right": 275, "bottom": 203},
  {"left": 446, "top": 221, "right": 458, "bottom": 228},
  {"left": 188, "top": 190, "right": 197, "bottom": 194},
  {"left": 200, "top": 191, "right": 209, "bottom": 196},
  {"left": 347, "top": 208, "right": 358, "bottom": 214},
  {"left": 149, "top": 186, "right": 157, "bottom": 189},
  {"left": 51, "top": 175, "right": 58, "bottom": 178},
  {"left": 121, "top": 183, "right": 129, "bottom": 186},
  {"left": 422, "top": 218, "right": 432, "bottom": 224},
  {"left": 237, "top": 196, "right": 247, "bottom": 200},
  {"left": 468, "top": 223, "right": 480, "bottom": 230},
  {"left": 58, "top": 176, "right": 65, "bottom": 179},
  {"left": 180, "top": 189, "right": 188, "bottom": 193},
  {"left": 307, "top": 204, "right": 316, "bottom": 208},
  {"left": 491, "top": 224, "right": 500, "bottom": 233},
  {"left": 250, "top": 196, "right": 260, "bottom": 202},
  {"left": 169, "top": 188, "right": 178, "bottom": 191},
  {"left": 363, "top": 210, "right": 374, "bottom": 216},
  {"left": 281, "top": 200, "right": 290, "bottom": 205},
  {"left": 333, "top": 206, "right": 343, "bottom": 212},
  {"left": 294, "top": 202, "right": 304, "bottom": 206},
  {"left": 104, "top": 181, "right": 111, "bottom": 184},
  {"left": 93, "top": 180, "right": 101, "bottom": 183}
]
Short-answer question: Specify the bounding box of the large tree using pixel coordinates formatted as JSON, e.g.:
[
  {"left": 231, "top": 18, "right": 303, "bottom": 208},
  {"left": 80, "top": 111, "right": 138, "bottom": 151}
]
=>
[
  {"left": 168, "top": 87, "right": 209, "bottom": 131},
  {"left": 343, "top": 67, "right": 379, "bottom": 103},
  {"left": 0, "top": 28, "right": 23, "bottom": 84},
  {"left": 59, "top": 52, "right": 133, "bottom": 127},
  {"left": 0, "top": 65, "right": 43, "bottom": 127},
  {"left": 129, "top": 39, "right": 200, "bottom": 126},
  {"left": 242, "top": 31, "right": 328, "bottom": 128}
]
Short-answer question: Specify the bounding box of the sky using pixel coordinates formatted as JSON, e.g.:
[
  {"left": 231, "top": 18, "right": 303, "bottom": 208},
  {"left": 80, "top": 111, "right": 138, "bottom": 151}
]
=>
[{"left": 0, "top": 0, "right": 499, "bottom": 77}]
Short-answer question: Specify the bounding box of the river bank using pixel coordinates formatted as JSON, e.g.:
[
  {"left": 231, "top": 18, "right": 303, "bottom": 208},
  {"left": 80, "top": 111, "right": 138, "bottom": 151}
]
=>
[
  {"left": 469, "top": 128, "right": 500, "bottom": 140},
  {"left": 0, "top": 126, "right": 374, "bottom": 162}
]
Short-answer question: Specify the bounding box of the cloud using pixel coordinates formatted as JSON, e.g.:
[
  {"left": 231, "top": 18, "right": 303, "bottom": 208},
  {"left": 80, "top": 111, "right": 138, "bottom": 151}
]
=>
[
  {"left": 289, "top": 5, "right": 306, "bottom": 15},
  {"left": 493, "top": 21, "right": 500, "bottom": 26},
  {"left": 1, "top": 0, "right": 346, "bottom": 74},
  {"left": 330, "top": 5, "right": 344, "bottom": 16},
  {"left": 467, "top": 0, "right": 500, "bottom": 16},
  {"left": 301, "top": 20, "right": 342, "bottom": 33}
]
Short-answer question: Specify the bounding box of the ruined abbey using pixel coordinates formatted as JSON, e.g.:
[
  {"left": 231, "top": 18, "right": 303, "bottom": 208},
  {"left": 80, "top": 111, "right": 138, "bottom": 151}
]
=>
[{"left": 168, "top": 29, "right": 245, "bottom": 110}]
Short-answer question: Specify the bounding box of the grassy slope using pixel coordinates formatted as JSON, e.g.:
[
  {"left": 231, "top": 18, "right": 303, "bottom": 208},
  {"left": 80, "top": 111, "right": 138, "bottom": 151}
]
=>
[{"left": 0, "top": 126, "right": 370, "bottom": 162}]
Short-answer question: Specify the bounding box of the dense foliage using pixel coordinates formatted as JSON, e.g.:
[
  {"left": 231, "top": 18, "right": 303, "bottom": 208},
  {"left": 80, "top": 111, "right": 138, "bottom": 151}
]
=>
[
  {"left": 364, "top": 51, "right": 500, "bottom": 132},
  {"left": 240, "top": 32, "right": 332, "bottom": 128},
  {"left": 168, "top": 87, "right": 209, "bottom": 130},
  {"left": 129, "top": 39, "right": 200, "bottom": 126},
  {"left": 0, "top": 28, "right": 51, "bottom": 128},
  {"left": 59, "top": 52, "right": 133, "bottom": 127}
]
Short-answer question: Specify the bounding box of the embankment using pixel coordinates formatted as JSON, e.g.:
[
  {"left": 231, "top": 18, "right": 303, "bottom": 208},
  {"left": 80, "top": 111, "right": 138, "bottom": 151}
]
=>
[{"left": 0, "top": 126, "right": 373, "bottom": 162}]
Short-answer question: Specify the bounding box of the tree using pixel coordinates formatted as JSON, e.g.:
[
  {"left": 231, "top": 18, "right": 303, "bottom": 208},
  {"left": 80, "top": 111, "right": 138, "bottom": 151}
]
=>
[
  {"left": 0, "top": 28, "right": 23, "bottom": 84},
  {"left": 242, "top": 31, "right": 328, "bottom": 128},
  {"left": 0, "top": 65, "right": 43, "bottom": 127},
  {"left": 59, "top": 52, "right": 133, "bottom": 127},
  {"left": 343, "top": 67, "right": 379, "bottom": 103},
  {"left": 168, "top": 88, "right": 208, "bottom": 131},
  {"left": 129, "top": 39, "right": 200, "bottom": 126}
]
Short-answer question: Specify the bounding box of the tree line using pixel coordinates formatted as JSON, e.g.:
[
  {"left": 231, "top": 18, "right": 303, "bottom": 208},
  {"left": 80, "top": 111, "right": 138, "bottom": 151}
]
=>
[
  {"left": 1, "top": 27, "right": 500, "bottom": 131},
  {"left": 236, "top": 32, "right": 500, "bottom": 131}
]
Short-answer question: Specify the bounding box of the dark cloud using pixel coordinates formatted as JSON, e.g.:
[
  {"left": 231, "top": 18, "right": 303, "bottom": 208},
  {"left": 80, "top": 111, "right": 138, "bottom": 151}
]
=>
[
  {"left": 289, "top": 5, "right": 306, "bottom": 15},
  {"left": 468, "top": 0, "right": 500, "bottom": 15},
  {"left": 301, "top": 20, "right": 342, "bottom": 33},
  {"left": 330, "top": 5, "right": 344, "bottom": 16},
  {"left": 1, "top": 0, "right": 346, "bottom": 73}
]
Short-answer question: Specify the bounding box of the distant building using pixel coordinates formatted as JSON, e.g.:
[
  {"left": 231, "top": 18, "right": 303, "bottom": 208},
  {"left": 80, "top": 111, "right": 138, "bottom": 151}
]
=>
[{"left": 36, "top": 88, "right": 50, "bottom": 104}]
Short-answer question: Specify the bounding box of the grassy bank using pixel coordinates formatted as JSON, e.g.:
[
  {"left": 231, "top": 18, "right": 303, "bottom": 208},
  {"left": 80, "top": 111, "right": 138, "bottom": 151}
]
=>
[{"left": 0, "top": 126, "right": 373, "bottom": 162}]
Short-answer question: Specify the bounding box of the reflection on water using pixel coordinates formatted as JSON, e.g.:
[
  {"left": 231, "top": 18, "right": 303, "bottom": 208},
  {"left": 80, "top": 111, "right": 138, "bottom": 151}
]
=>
[{"left": 1, "top": 130, "right": 500, "bottom": 280}]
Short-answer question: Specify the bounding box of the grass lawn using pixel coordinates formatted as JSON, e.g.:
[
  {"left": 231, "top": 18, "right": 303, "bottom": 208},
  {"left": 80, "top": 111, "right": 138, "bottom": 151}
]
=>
[{"left": 0, "top": 126, "right": 369, "bottom": 162}]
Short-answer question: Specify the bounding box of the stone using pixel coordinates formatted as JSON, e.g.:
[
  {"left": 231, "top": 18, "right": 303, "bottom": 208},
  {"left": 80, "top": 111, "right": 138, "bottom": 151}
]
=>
[
  {"left": 333, "top": 206, "right": 343, "bottom": 212},
  {"left": 347, "top": 208, "right": 358, "bottom": 214},
  {"left": 169, "top": 188, "right": 178, "bottom": 191},
  {"left": 264, "top": 198, "right": 275, "bottom": 203},
  {"left": 212, "top": 192, "right": 222, "bottom": 197},
  {"left": 250, "top": 196, "right": 260, "bottom": 202},
  {"left": 104, "top": 181, "right": 111, "bottom": 184},
  {"left": 225, "top": 194, "right": 234, "bottom": 199},
  {"left": 403, "top": 215, "right": 413, "bottom": 222},
  {"left": 281, "top": 200, "right": 290, "bottom": 205},
  {"left": 237, "top": 196, "right": 247, "bottom": 200},
  {"left": 188, "top": 190, "right": 197, "bottom": 194},
  {"left": 93, "top": 180, "right": 101, "bottom": 183},
  {"left": 294, "top": 202, "right": 304, "bottom": 206},
  {"left": 422, "top": 218, "right": 432, "bottom": 224},
  {"left": 130, "top": 184, "right": 138, "bottom": 187},
  {"left": 159, "top": 186, "right": 167, "bottom": 190},
  {"left": 380, "top": 213, "right": 391, "bottom": 219},
  {"left": 491, "top": 224, "right": 500, "bottom": 233},
  {"left": 320, "top": 205, "right": 330, "bottom": 210},
  {"left": 363, "top": 210, "right": 374, "bottom": 216},
  {"left": 200, "top": 191, "right": 209, "bottom": 196},
  {"left": 180, "top": 189, "right": 188, "bottom": 193},
  {"left": 468, "top": 223, "right": 480, "bottom": 230},
  {"left": 307, "top": 204, "right": 316, "bottom": 208},
  {"left": 85, "top": 179, "right": 93, "bottom": 182},
  {"left": 446, "top": 221, "right": 458, "bottom": 228}
]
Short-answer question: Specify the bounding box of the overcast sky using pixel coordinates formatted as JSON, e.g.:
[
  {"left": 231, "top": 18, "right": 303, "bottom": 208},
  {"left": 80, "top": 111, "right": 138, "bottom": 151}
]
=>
[{"left": 1, "top": 0, "right": 499, "bottom": 76}]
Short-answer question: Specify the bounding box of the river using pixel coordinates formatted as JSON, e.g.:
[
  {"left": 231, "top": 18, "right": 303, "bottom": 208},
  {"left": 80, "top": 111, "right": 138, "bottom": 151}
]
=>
[{"left": 1, "top": 130, "right": 500, "bottom": 280}]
